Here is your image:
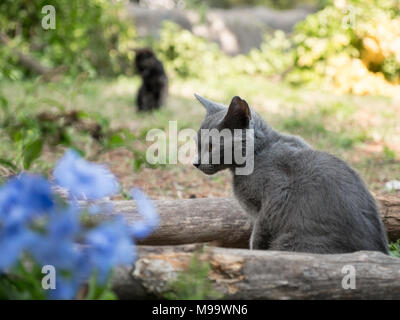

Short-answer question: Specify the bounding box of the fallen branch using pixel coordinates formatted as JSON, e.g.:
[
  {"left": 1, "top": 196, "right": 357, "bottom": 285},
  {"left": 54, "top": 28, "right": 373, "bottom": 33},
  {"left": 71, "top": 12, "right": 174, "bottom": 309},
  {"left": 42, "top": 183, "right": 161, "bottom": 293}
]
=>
[
  {"left": 112, "top": 244, "right": 400, "bottom": 299},
  {"left": 88, "top": 195, "right": 400, "bottom": 249},
  {"left": 0, "top": 32, "right": 66, "bottom": 80},
  {"left": 0, "top": 32, "right": 51, "bottom": 75}
]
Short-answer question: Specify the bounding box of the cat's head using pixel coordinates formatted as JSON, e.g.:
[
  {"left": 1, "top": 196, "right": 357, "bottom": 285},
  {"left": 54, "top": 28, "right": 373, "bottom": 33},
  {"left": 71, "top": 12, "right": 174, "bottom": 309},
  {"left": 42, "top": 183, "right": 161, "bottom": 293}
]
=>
[
  {"left": 134, "top": 48, "right": 156, "bottom": 73},
  {"left": 193, "top": 94, "right": 254, "bottom": 175}
]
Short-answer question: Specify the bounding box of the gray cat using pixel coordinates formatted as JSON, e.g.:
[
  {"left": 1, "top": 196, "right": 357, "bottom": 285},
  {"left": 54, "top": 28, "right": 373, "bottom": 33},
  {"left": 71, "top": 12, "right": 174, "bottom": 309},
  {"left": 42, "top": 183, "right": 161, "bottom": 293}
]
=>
[{"left": 193, "top": 94, "right": 389, "bottom": 254}]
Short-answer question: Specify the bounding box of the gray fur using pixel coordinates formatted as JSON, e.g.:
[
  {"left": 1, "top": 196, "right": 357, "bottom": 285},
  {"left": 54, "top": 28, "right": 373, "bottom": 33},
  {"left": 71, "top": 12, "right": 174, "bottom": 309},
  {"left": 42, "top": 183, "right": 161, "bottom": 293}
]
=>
[
  {"left": 194, "top": 94, "right": 389, "bottom": 254},
  {"left": 194, "top": 93, "right": 225, "bottom": 116}
]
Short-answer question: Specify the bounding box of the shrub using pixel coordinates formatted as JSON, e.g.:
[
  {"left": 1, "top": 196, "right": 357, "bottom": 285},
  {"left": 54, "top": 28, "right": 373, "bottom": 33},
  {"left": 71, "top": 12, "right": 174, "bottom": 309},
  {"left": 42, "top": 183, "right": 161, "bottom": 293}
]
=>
[
  {"left": 287, "top": 0, "right": 400, "bottom": 94},
  {"left": 155, "top": 1, "right": 400, "bottom": 95},
  {"left": 155, "top": 21, "right": 228, "bottom": 79},
  {"left": 155, "top": 22, "right": 292, "bottom": 80},
  {"left": 0, "top": 84, "right": 137, "bottom": 174},
  {"left": 0, "top": 0, "right": 136, "bottom": 79}
]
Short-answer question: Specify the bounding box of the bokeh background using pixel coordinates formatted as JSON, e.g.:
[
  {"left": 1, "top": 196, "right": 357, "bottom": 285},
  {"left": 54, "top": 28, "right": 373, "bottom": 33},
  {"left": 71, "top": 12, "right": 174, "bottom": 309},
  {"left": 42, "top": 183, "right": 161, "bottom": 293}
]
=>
[{"left": 1, "top": 0, "right": 400, "bottom": 200}]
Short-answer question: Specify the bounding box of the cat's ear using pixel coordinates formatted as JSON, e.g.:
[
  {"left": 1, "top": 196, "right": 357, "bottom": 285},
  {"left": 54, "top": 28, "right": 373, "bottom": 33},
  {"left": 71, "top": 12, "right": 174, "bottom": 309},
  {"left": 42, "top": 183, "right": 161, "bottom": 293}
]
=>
[
  {"left": 194, "top": 93, "right": 224, "bottom": 116},
  {"left": 222, "top": 96, "right": 251, "bottom": 129}
]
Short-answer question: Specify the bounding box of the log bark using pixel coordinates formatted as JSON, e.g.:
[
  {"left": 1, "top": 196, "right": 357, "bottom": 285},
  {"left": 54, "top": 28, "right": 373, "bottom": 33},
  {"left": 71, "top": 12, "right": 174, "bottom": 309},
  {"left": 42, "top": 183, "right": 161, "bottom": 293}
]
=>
[
  {"left": 89, "top": 195, "right": 400, "bottom": 249},
  {"left": 377, "top": 194, "right": 400, "bottom": 241},
  {"left": 90, "top": 198, "right": 251, "bottom": 248},
  {"left": 112, "top": 244, "right": 400, "bottom": 299}
]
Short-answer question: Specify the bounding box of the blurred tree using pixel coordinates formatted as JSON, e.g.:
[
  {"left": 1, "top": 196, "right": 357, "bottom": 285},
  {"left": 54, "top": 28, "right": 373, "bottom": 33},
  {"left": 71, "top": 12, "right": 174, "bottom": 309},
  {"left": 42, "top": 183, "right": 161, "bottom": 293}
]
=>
[
  {"left": 199, "top": 0, "right": 317, "bottom": 9},
  {"left": 0, "top": 0, "right": 136, "bottom": 79}
]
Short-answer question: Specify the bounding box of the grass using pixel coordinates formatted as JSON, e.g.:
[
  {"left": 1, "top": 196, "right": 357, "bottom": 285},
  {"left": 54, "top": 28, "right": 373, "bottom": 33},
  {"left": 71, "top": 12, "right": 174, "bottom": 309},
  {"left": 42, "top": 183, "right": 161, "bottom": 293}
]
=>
[
  {"left": 390, "top": 240, "right": 400, "bottom": 257},
  {"left": 0, "top": 74, "right": 400, "bottom": 200},
  {"left": 1, "top": 74, "right": 399, "bottom": 251}
]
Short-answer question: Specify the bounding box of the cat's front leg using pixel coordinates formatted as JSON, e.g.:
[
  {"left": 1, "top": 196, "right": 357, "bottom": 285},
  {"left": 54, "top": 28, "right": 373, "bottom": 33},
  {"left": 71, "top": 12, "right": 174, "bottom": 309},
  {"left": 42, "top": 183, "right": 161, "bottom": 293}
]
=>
[{"left": 250, "top": 218, "right": 271, "bottom": 250}]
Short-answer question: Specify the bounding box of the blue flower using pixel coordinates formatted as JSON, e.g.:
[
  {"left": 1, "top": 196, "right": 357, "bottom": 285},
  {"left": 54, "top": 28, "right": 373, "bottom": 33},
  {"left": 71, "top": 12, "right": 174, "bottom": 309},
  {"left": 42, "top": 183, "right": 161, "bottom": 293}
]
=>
[
  {"left": 130, "top": 188, "right": 159, "bottom": 239},
  {"left": 0, "top": 224, "right": 36, "bottom": 271},
  {"left": 0, "top": 152, "right": 159, "bottom": 299},
  {"left": 53, "top": 150, "right": 119, "bottom": 200},
  {"left": 85, "top": 217, "right": 135, "bottom": 283},
  {"left": 29, "top": 206, "right": 81, "bottom": 270},
  {"left": 47, "top": 205, "right": 80, "bottom": 239},
  {"left": 48, "top": 277, "right": 80, "bottom": 300},
  {"left": 0, "top": 174, "right": 53, "bottom": 227}
]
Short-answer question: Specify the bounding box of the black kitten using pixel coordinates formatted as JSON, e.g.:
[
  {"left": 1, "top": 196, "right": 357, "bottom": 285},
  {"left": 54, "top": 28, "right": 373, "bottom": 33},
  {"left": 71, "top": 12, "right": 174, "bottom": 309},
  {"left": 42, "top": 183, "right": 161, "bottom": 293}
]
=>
[{"left": 134, "top": 48, "right": 168, "bottom": 112}]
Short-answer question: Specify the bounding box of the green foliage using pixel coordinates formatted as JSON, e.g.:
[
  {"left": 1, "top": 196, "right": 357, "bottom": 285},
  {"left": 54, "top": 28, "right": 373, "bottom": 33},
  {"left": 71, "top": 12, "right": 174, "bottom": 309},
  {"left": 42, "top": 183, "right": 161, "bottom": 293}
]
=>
[
  {"left": 155, "top": 22, "right": 292, "bottom": 80},
  {"left": 165, "top": 251, "right": 223, "bottom": 300},
  {"left": 242, "top": 30, "right": 293, "bottom": 75},
  {"left": 201, "top": 0, "right": 318, "bottom": 9},
  {"left": 276, "top": 100, "right": 369, "bottom": 150},
  {"left": 287, "top": 0, "right": 400, "bottom": 90},
  {"left": 0, "top": 0, "right": 136, "bottom": 79},
  {"left": 0, "top": 256, "right": 116, "bottom": 300},
  {"left": 153, "top": 1, "right": 400, "bottom": 95},
  {"left": 383, "top": 145, "right": 397, "bottom": 162},
  {"left": 0, "top": 260, "right": 46, "bottom": 300},
  {"left": 23, "top": 139, "right": 44, "bottom": 170},
  {"left": 156, "top": 22, "right": 227, "bottom": 79},
  {"left": 382, "top": 55, "right": 400, "bottom": 82},
  {"left": 85, "top": 273, "right": 117, "bottom": 300},
  {"left": 389, "top": 240, "right": 400, "bottom": 258},
  {"left": 0, "top": 79, "right": 137, "bottom": 174}
]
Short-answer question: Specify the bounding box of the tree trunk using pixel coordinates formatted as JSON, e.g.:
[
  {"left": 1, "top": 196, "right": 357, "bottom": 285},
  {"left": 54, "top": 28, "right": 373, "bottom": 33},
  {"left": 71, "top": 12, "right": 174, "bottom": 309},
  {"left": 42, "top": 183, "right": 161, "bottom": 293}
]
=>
[
  {"left": 89, "top": 195, "right": 400, "bottom": 249},
  {"left": 111, "top": 244, "right": 400, "bottom": 299}
]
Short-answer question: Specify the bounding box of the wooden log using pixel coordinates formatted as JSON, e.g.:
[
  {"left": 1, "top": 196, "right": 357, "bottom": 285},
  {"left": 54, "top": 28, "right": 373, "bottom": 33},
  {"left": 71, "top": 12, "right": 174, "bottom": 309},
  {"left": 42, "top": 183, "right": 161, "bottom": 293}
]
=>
[
  {"left": 112, "top": 244, "right": 400, "bottom": 299},
  {"left": 88, "top": 195, "right": 400, "bottom": 249},
  {"left": 90, "top": 198, "right": 251, "bottom": 248},
  {"left": 377, "top": 194, "right": 400, "bottom": 241}
]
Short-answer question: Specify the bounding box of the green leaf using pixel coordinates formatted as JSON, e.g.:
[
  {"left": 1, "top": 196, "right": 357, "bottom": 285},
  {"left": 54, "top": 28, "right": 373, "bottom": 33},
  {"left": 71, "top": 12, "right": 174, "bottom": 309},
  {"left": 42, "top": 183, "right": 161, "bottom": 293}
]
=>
[
  {"left": 85, "top": 272, "right": 116, "bottom": 300},
  {"left": 108, "top": 133, "right": 124, "bottom": 148},
  {"left": 0, "top": 158, "right": 17, "bottom": 171},
  {"left": 70, "top": 146, "right": 85, "bottom": 157},
  {"left": 76, "top": 111, "right": 89, "bottom": 119},
  {"left": 98, "top": 290, "right": 117, "bottom": 300},
  {"left": 23, "top": 138, "right": 43, "bottom": 169},
  {"left": 12, "top": 130, "right": 24, "bottom": 143},
  {"left": 38, "top": 98, "right": 66, "bottom": 111},
  {"left": 86, "top": 273, "right": 99, "bottom": 300},
  {"left": 120, "top": 128, "right": 135, "bottom": 141},
  {"left": 0, "top": 96, "right": 8, "bottom": 111},
  {"left": 133, "top": 158, "right": 142, "bottom": 172},
  {"left": 60, "top": 131, "right": 72, "bottom": 146},
  {"left": 383, "top": 145, "right": 396, "bottom": 161},
  {"left": 389, "top": 240, "right": 400, "bottom": 258}
]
